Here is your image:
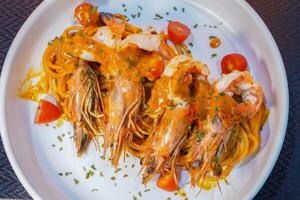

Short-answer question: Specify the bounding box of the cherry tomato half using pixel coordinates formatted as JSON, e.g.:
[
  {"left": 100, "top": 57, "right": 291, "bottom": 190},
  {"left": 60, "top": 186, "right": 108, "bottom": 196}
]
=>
[
  {"left": 74, "top": 3, "right": 99, "bottom": 26},
  {"left": 35, "top": 99, "right": 62, "bottom": 124},
  {"left": 151, "top": 60, "right": 165, "bottom": 79},
  {"left": 168, "top": 21, "right": 191, "bottom": 44},
  {"left": 157, "top": 171, "right": 179, "bottom": 192},
  {"left": 221, "top": 53, "right": 248, "bottom": 74}
]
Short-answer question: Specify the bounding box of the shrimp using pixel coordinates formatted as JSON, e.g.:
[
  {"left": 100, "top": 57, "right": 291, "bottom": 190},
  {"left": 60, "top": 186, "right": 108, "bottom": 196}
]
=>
[
  {"left": 215, "top": 71, "right": 264, "bottom": 119},
  {"left": 140, "top": 56, "right": 209, "bottom": 183},
  {"left": 189, "top": 71, "right": 265, "bottom": 186},
  {"left": 104, "top": 71, "right": 143, "bottom": 166},
  {"left": 67, "top": 60, "right": 105, "bottom": 155}
]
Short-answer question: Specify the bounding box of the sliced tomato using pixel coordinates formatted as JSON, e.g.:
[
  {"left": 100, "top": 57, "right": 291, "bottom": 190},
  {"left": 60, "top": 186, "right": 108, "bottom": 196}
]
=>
[
  {"left": 74, "top": 3, "right": 99, "bottom": 26},
  {"left": 157, "top": 171, "right": 179, "bottom": 192},
  {"left": 168, "top": 21, "right": 191, "bottom": 44},
  {"left": 35, "top": 99, "right": 62, "bottom": 124},
  {"left": 151, "top": 60, "right": 165, "bottom": 79},
  {"left": 221, "top": 53, "right": 248, "bottom": 74}
]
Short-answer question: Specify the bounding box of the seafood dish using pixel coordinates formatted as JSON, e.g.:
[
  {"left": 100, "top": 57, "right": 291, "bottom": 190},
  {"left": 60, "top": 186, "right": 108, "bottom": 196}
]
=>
[{"left": 18, "top": 3, "right": 269, "bottom": 192}]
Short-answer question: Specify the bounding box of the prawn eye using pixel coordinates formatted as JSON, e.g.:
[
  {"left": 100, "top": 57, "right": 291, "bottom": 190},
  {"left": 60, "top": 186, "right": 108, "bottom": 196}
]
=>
[
  {"left": 146, "top": 167, "right": 154, "bottom": 174},
  {"left": 192, "top": 159, "right": 201, "bottom": 168}
]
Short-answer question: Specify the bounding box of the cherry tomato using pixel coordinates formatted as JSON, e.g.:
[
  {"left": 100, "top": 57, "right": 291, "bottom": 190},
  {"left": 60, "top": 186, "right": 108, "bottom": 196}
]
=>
[
  {"left": 209, "top": 37, "right": 221, "bottom": 48},
  {"left": 35, "top": 99, "right": 62, "bottom": 124},
  {"left": 157, "top": 171, "right": 179, "bottom": 192},
  {"left": 74, "top": 3, "right": 99, "bottom": 26},
  {"left": 168, "top": 21, "right": 191, "bottom": 44},
  {"left": 221, "top": 53, "right": 248, "bottom": 74},
  {"left": 151, "top": 60, "right": 165, "bottom": 79}
]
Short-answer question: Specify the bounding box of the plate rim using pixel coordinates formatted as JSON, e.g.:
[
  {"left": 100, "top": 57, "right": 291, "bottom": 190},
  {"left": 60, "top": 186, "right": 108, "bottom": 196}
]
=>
[{"left": 0, "top": 0, "right": 289, "bottom": 200}]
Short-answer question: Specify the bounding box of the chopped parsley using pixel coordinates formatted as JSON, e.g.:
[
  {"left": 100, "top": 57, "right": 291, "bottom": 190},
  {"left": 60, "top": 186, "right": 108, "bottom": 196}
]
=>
[
  {"left": 90, "top": 6, "right": 98, "bottom": 14},
  {"left": 188, "top": 42, "right": 193, "bottom": 47},
  {"left": 57, "top": 136, "right": 62, "bottom": 142},
  {"left": 51, "top": 144, "right": 56, "bottom": 147},
  {"left": 173, "top": 6, "right": 177, "bottom": 11},
  {"left": 137, "top": 5, "right": 143, "bottom": 10},
  {"left": 90, "top": 164, "right": 96, "bottom": 170},
  {"left": 59, "top": 147, "right": 63, "bottom": 151},
  {"left": 131, "top": 164, "right": 135, "bottom": 168},
  {"left": 153, "top": 13, "right": 164, "bottom": 20},
  {"left": 131, "top": 14, "right": 137, "bottom": 19},
  {"left": 144, "top": 189, "right": 151, "bottom": 192},
  {"left": 133, "top": 196, "right": 137, "bottom": 200},
  {"left": 138, "top": 191, "right": 142, "bottom": 197},
  {"left": 182, "top": 8, "right": 185, "bottom": 12},
  {"left": 196, "top": 130, "right": 205, "bottom": 142},
  {"left": 209, "top": 36, "right": 216, "bottom": 40},
  {"left": 100, "top": 171, "right": 104, "bottom": 177},
  {"left": 137, "top": 12, "right": 141, "bottom": 18},
  {"left": 123, "top": 174, "right": 128, "bottom": 178},
  {"left": 122, "top": 4, "right": 126, "bottom": 7},
  {"left": 166, "top": 12, "right": 169, "bottom": 15},
  {"left": 111, "top": 176, "right": 116, "bottom": 181},
  {"left": 73, "top": 178, "right": 79, "bottom": 185},
  {"left": 91, "top": 188, "right": 99, "bottom": 192},
  {"left": 58, "top": 173, "right": 63, "bottom": 176},
  {"left": 114, "top": 168, "right": 122, "bottom": 173},
  {"left": 193, "top": 24, "right": 198, "bottom": 29},
  {"left": 211, "top": 53, "right": 217, "bottom": 58},
  {"left": 86, "top": 170, "right": 94, "bottom": 179}
]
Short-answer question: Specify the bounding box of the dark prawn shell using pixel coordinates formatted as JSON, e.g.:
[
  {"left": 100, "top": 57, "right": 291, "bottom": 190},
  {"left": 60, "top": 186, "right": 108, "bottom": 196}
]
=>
[{"left": 100, "top": 12, "right": 125, "bottom": 26}]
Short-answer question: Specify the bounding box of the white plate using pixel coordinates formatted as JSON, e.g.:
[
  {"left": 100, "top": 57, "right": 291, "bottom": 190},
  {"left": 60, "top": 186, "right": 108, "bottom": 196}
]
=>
[{"left": 0, "top": 0, "right": 289, "bottom": 200}]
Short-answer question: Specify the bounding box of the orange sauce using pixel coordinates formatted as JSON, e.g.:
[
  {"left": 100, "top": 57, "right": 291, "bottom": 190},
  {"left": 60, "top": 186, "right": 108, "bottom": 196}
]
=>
[{"left": 209, "top": 37, "right": 221, "bottom": 48}]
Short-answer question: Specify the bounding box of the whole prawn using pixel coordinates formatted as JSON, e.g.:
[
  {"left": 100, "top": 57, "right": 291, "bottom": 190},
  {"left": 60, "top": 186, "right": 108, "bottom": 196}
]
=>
[
  {"left": 140, "top": 55, "right": 209, "bottom": 183},
  {"left": 189, "top": 70, "right": 265, "bottom": 186}
]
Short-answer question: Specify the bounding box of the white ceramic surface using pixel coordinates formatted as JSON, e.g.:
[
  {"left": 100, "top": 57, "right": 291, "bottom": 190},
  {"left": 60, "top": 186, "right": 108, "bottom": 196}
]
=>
[{"left": 0, "top": 0, "right": 288, "bottom": 200}]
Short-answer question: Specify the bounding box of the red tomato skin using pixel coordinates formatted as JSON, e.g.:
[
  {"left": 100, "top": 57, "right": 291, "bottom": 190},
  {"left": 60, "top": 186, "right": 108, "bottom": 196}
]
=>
[
  {"left": 168, "top": 21, "right": 191, "bottom": 44},
  {"left": 221, "top": 53, "right": 248, "bottom": 74},
  {"left": 157, "top": 171, "right": 179, "bottom": 192},
  {"left": 151, "top": 61, "right": 165, "bottom": 79},
  {"left": 35, "top": 99, "right": 62, "bottom": 124},
  {"left": 74, "top": 3, "right": 99, "bottom": 26}
]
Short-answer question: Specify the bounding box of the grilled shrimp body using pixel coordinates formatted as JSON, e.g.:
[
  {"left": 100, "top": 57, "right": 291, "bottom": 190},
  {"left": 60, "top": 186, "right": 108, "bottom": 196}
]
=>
[
  {"left": 189, "top": 71, "right": 265, "bottom": 185},
  {"left": 141, "top": 56, "right": 209, "bottom": 183},
  {"left": 216, "top": 71, "right": 264, "bottom": 119},
  {"left": 104, "top": 72, "right": 143, "bottom": 166},
  {"left": 68, "top": 60, "right": 105, "bottom": 155}
]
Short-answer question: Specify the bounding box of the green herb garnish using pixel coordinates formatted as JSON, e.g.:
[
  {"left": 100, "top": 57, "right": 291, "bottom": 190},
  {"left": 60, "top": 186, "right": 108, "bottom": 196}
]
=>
[
  {"left": 111, "top": 176, "right": 116, "bottom": 181},
  {"left": 91, "top": 188, "right": 99, "bottom": 192},
  {"left": 73, "top": 178, "right": 79, "bottom": 185},
  {"left": 196, "top": 130, "right": 205, "bottom": 142},
  {"left": 193, "top": 24, "right": 198, "bottom": 29},
  {"left": 86, "top": 170, "right": 94, "bottom": 179},
  {"left": 123, "top": 174, "right": 128, "bottom": 178},
  {"left": 100, "top": 171, "right": 104, "bottom": 177},
  {"left": 138, "top": 5, "right": 143, "bottom": 10},
  {"left": 114, "top": 168, "right": 122, "bottom": 173},
  {"left": 211, "top": 53, "right": 217, "bottom": 58},
  {"left": 144, "top": 189, "right": 151, "bottom": 192},
  {"left": 138, "top": 191, "right": 142, "bottom": 197},
  {"left": 153, "top": 13, "right": 164, "bottom": 20},
  {"left": 173, "top": 6, "right": 177, "bottom": 11},
  {"left": 90, "top": 164, "right": 96, "bottom": 170},
  {"left": 57, "top": 136, "right": 62, "bottom": 142}
]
